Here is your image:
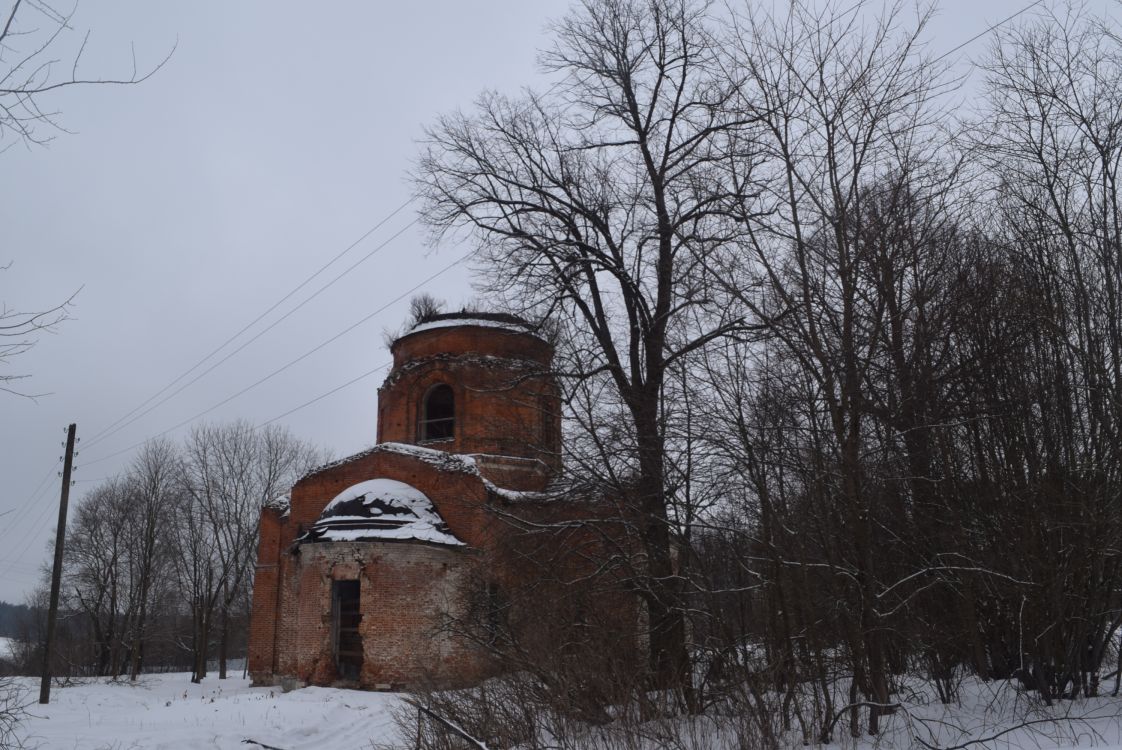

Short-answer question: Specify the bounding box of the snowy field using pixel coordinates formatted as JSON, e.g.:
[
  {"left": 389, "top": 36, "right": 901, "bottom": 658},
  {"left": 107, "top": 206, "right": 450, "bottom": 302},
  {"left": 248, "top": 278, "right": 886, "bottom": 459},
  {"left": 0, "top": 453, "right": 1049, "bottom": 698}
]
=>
[
  {"left": 849, "top": 678, "right": 1122, "bottom": 750},
  {"left": 6, "top": 673, "right": 406, "bottom": 749},
  {"left": 3, "top": 671, "right": 1122, "bottom": 749}
]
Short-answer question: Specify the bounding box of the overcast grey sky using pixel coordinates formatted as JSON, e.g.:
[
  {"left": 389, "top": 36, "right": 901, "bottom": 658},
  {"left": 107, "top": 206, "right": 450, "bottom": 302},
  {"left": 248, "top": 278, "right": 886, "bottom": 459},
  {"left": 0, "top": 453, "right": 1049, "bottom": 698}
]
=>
[{"left": 0, "top": 0, "right": 1117, "bottom": 604}]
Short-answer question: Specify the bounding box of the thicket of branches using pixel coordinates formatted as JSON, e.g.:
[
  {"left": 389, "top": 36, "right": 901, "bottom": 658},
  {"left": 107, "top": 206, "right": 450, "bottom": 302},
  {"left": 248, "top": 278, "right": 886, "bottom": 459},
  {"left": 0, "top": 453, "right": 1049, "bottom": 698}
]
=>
[
  {"left": 409, "top": 0, "right": 1122, "bottom": 747},
  {"left": 7, "top": 421, "right": 323, "bottom": 685},
  {"left": 1, "top": 0, "right": 168, "bottom": 399}
]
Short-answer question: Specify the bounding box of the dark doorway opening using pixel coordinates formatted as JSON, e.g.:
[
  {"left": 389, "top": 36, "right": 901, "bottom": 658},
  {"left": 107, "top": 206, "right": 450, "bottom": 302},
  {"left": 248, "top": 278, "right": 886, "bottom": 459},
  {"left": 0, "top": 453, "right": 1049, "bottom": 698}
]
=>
[{"left": 332, "top": 580, "right": 362, "bottom": 680}]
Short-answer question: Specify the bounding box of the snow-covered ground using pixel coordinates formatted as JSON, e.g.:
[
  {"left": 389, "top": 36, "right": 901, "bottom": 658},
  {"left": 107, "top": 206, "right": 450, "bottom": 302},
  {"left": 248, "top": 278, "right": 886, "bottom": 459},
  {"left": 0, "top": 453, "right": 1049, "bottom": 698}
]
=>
[
  {"left": 845, "top": 677, "right": 1122, "bottom": 750},
  {"left": 0, "top": 636, "right": 15, "bottom": 661},
  {"left": 3, "top": 671, "right": 1122, "bottom": 749},
  {"left": 6, "top": 673, "right": 406, "bottom": 749}
]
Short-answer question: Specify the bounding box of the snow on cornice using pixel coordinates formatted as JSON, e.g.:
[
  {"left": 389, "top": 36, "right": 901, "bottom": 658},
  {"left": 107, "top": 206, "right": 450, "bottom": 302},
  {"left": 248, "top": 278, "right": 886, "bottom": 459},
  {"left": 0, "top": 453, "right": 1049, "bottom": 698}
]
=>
[
  {"left": 295, "top": 441, "right": 479, "bottom": 485},
  {"left": 296, "top": 441, "right": 565, "bottom": 504},
  {"left": 265, "top": 492, "right": 291, "bottom": 516}
]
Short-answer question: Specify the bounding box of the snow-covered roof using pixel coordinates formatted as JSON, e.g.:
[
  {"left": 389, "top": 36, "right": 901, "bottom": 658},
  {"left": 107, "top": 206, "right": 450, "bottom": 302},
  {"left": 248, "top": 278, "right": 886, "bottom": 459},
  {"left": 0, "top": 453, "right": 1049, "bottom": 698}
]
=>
[
  {"left": 406, "top": 312, "right": 540, "bottom": 337},
  {"left": 300, "top": 478, "right": 464, "bottom": 547},
  {"left": 409, "top": 317, "right": 528, "bottom": 334}
]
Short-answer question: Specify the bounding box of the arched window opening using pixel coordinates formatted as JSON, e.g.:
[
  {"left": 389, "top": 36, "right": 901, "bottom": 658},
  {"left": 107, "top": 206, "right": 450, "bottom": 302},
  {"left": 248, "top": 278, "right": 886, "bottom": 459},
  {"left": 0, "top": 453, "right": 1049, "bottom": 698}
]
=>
[{"left": 421, "top": 384, "right": 455, "bottom": 441}]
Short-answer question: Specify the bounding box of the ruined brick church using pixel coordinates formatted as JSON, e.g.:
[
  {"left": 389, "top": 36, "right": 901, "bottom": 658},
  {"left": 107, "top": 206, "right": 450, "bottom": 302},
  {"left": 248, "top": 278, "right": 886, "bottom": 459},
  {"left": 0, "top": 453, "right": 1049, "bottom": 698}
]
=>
[{"left": 247, "top": 312, "right": 578, "bottom": 689}]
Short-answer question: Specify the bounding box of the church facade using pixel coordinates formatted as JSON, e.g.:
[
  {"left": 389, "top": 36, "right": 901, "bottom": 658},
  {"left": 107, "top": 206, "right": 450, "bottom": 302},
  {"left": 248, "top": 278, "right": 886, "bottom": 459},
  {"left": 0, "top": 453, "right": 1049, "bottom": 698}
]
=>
[{"left": 247, "top": 312, "right": 568, "bottom": 689}]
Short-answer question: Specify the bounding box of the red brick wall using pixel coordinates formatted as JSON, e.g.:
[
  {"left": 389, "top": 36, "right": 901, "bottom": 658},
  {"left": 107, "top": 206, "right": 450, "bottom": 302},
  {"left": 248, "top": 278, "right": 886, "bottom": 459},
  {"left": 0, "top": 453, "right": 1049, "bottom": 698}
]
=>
[
  {"left": 248, "top": 455, "right": 638, "bottom": 689},
  {"left": 249, "top": 448, "right": 503, "bottom": 688},
  {"left": 377, "top": 325, "right": 562, "bottom": 471},
  {"left": 392, "top": 324, "right": 553, "bottom": 367},
  {"left": 265, "top": 540, "right": 492, "bottom": 689},
  {"left": 248, "top": 507, "right": 283, "bottom": 683}
]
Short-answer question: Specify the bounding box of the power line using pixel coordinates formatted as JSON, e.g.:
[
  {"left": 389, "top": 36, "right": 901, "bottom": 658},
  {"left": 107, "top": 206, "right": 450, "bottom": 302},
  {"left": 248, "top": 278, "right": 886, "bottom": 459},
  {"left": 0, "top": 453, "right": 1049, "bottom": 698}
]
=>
[
  {"left": 931, "top": 0, "right": 1045, "bottom": 64},
  {"left": 1, "top": 296, "right": 466, "bottom": 582},
  {"left": 81, "top": 252, "right": 469, "bottom": 468},
  {"left": 253, "top": 316, "right": 485, "bottom": 430},
  {"left": 0, "top": 0, "right": 1065, "bottom": 603},
  {"left": 0, "top": 462, "right": 57, "bottom": 545},
  {"left": 19, "top": 0, "right": 1050, "bottom": 513},
  {"left": 253, "top": 316, "right": 487, "bottom": 430},
  {"left": 0, "top": 455, "right": 66, "bottom": 579},
  {"left": 1, "top": 257, "right": 467, "bottom": 583},
  {"left": 84, "top": 198, "right": 415, "bottom": 447},
  {"left": 0, "top": 496, "right": 57, "bottom": 581},
  {"left": 257, "top": 362, "right": 391, "bottom": 429},
  {"left": 0, "top": 558, "right": 45, "bottom": 574},
  {"left": 83, "top": 217, "right": 418, "bottom": 452}
]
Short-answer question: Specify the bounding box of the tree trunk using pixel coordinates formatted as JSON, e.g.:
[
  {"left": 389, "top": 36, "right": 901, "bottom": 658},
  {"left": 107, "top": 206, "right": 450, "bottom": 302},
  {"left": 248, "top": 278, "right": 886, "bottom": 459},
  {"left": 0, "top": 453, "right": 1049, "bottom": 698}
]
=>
[
  {"left": 219, "top": 604, "right": 228, "bottom": 680},
  {"left": 192, "top": 604, "right": 210, "bottom": 683},
  {"left": 128, "top": 598, "right": 148, "bottom": 681},
  {"left": 634, "top": 399, "right": 695, "bottom": 711}
]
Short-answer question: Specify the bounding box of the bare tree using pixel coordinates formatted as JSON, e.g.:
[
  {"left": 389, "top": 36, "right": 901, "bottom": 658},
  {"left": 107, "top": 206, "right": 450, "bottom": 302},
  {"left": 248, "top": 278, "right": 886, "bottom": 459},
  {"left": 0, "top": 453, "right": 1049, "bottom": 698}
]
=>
[
  {"left": 43, "top": 422, "right": 322, "bottom": 684},
  {"left": 1, "top": 1, "right": 169, "bottom": 399},
  {"left": 416, "top": 0, "right": 760, "bottom": 706},
  {"left": 0, "top": 0, "right": 169, "bottom": 149},
  {"left": 969, "top": 3, "right": 1122, "bottom": 700},
  {"left": 0, "top": 268, "right": 74, "bottom": 397},
  {"left": 0, "top": 673, "right": 27, "bottom": 749},
  {"left": 62, "top": 477, "right": 131, "bottom": 676},
  {"left": 122, "top": 438, "right": 178, "bottom": 681},
  {"left": 168, "top": 460, "right": 220, "bottom": 685},
  {"left": 711, "top": 0, "right": 970, "bottom": 734},
  {"left": 175, "top": 421, "right": 322, "bottom": 682},
  {"left": 405, "top": 0, "right": 1122, "bottom": 743}
]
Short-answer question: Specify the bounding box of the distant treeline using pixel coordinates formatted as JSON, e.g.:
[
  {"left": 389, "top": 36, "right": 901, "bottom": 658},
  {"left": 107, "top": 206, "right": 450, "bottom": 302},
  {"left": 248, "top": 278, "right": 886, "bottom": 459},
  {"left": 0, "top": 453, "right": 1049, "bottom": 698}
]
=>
[
  {"left": 0, "top": 602, "right": 34, "bottom": 639},
  {"left": 12, "top": 421, "right": 324, "bottom": 683}
]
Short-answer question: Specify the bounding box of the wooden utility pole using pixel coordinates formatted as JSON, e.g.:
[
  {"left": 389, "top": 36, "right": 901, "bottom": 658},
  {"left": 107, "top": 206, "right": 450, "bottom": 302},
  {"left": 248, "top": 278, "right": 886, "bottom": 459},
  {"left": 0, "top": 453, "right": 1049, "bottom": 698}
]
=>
[{"left": 39, "top": 422, "right": 76, "bottom": 705}]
